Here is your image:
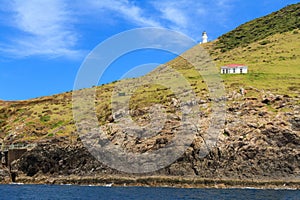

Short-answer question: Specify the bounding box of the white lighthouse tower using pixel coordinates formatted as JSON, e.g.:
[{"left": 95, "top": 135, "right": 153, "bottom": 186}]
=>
[{"left": 202, "top": 31, "right": 208, "bottom": 44}]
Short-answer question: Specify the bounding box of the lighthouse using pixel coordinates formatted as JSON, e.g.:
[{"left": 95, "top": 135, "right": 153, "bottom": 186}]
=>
[{"left": 202, "top": 31, "right": 208, "bottom": 44}]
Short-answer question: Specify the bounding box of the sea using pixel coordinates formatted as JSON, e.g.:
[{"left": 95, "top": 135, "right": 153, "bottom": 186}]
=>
[{"left": 0, "top": 184, "right": 299, "bottom": 200}]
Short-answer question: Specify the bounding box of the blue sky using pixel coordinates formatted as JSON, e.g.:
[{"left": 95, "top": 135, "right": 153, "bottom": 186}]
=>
[{"left": 0, "top": 0, "right": 299, "bottom": 100}]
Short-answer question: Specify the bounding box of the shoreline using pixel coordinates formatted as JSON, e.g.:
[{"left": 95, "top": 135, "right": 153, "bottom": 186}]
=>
[{"left": 6, "top": 175, "right": 300, "bottom": 190}]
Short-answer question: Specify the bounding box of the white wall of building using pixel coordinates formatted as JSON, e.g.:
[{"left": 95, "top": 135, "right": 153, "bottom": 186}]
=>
[{"left": 221, "top": 66, "right": 248, "bottom": 74}]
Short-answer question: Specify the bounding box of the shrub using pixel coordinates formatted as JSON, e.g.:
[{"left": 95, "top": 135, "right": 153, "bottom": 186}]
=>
[
  {"left": 40, "top": 115, "right": 50, "bottom": 122},
  {"left": 51, "top": 121, "right": 64, "bottom": 129}
]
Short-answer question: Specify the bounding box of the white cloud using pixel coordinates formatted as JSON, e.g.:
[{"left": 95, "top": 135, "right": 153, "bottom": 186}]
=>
[
  {"left": 0, "top": 0, "right": 236, "bottom": 59},
  {"left": 151, "top": 1, "right": 190, "bottom": 28},
  {"left": 161, "top": 7, "right": 188, "bottom": 28},
  {"left": 89, "top": 0, "right": 161, "bottom": 27},
  {"left": 1, "top": 0, "right": 82, "bottom": 59},
  {"left": 150, "top": 1, "right": 207, "bottom": 39},
  {"left": 150, "top": 0, "right": 235, "bottom": 40}
]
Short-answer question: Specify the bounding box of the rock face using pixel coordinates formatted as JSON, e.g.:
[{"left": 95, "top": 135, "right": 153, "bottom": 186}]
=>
[
  {"left": 10, "top": 94, "right": 300, "bottom": 181},
  {"left": 13, "top": 144, "right": 118, "bottom": 177},
  {"left": 0, "top": 165, "right": 10, "bottom": 183}
]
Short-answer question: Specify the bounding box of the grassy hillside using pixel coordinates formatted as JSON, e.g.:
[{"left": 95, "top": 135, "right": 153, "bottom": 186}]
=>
[
  {"left": 215, "top": 3, "right": 300, "bottom": 52},
  {"left": 0, "top": 3, "right": 299, "bottom": 144},
  {"left": 211, "top": 30, "right": 300, "bottom": 96}
]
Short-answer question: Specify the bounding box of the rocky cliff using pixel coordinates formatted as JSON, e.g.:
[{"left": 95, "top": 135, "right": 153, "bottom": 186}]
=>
[{"left": 8, "top": 91, "right": 299, "bottom": 186}]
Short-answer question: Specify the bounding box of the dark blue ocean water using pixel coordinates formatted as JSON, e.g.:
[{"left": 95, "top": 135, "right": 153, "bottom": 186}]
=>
[{"left": 0, "top": 184, "right": 299, "bottom": 200}]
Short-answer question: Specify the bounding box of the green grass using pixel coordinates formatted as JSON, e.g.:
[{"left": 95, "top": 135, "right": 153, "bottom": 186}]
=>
[
  {"left": 215, "top": 3, "right": 300, "bottom": 52},
  {"left": 209, "top": 30, "right": 300, "bottom": 96},
  {"left": 50, "top": 120, "right": 64, "bottom": 129},
  {"left": 39, "top": 115, "right": 51, "bottom": 123}
]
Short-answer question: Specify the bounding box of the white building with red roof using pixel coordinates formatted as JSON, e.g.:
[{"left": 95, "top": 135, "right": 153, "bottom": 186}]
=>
[{"left": 221, "top": 64, "right": 248, "bottom": 74}]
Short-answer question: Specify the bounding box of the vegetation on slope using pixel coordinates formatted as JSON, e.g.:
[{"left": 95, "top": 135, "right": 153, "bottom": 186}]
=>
[
  {"left": 0, "top": 3, "right": 300, "bottom": 144},
  {"left": 215, "top": 3, "right": 300, "bottom": 52},
  {"left": 211, "top": 30, "right": 300, "bottom": 96}
]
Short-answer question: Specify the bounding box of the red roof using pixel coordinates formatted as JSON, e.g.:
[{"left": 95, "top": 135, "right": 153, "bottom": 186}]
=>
[{"left": 222, "top": 64, "right": 246, "bottom": 68}]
